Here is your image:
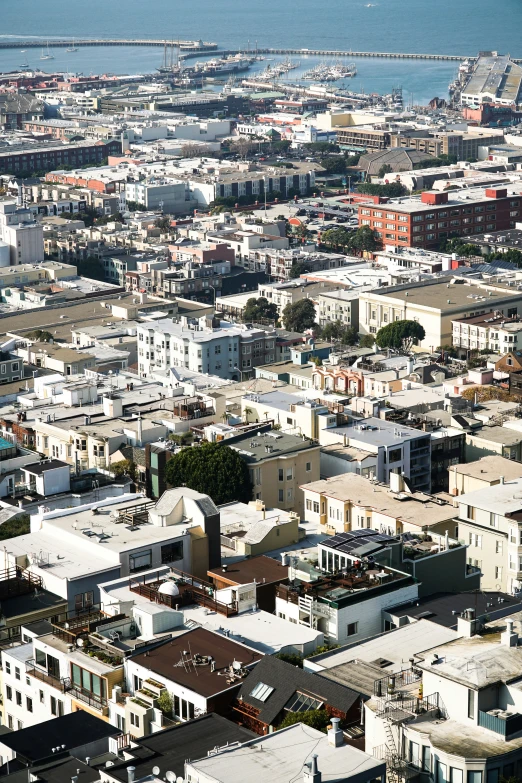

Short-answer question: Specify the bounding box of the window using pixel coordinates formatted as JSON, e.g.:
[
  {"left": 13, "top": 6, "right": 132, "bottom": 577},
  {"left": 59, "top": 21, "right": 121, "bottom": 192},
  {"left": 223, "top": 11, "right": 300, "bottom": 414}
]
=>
[
  {"left": 451, "top": 770, "right": 463, "bottom": 783},
  {"left": 437, "top": 762, "right": 448, "bottom": 783},
  {"left": 250, "top": 682, "right": 274, "bottom": 702},
  {"left": 306, "top": 499, "right": 312, "bottom": 511},
  {"left": 408, "top": 742, "right": 420, "bottom": 768},
  {"left": 496, "top": 540, "right": 503, "bottom": 554},
  {"left": 422, "top": 747, "right": 431, "bottom": 773},
  {"left": 284, "top": 692, "right": 323, "bottom": 712},
  {"left": 467, "top": 688, "right": 475, "bottom": 719},
  {"left": 467, "top": 505, "right": 475, "bottom": 520},
  {"left": 388, "top": 448, "right": 402, "bottom": 463},
  {"left": 347, "top": 622, "right": 358, "bottom": 636},
  {"left": 39, "top": 690, "right": 44, "bottom": 704},
  {"left": 14, "top": 667, "right": 20, "bottom": 680},
  {"left": 26, "top": 697, "right": 33, "bottom": 713},
  {"left": 35, "top": 648, "right": 46, "bottom": 668},
  {"left": 467, "top": 774, "right": 482, "bottom": 783},
  {"left": 161, "top": 542, "right": 183, "bottom": 564},
  {"left": 130, "top": 712, "right": 140, "bottom": 727},
  {"left": 278, "top": 469, "right": 284, "bottom": 482},
  {"left": 306, "top": 462, "right": 311, "bottom": 472},
  {"left": 6, "top": 686, "right": 12, "bottom": 701},
  {"left": 278, "top": 490, "right": 284, "bottom": 502},
  {"left": 129, "top": 549, "right": 152, "bottom": 573},
  {"left": 15, "top": 691, "right": 22, "bottom": 706},
  {"left": 487, "top": 771, "right": 499, "bottom": 783},
  {"left": 133, "top": 675, "right": 142, "bottom": 692},
  {"left": 71, "top": 663, "right": 106, "bottom": 701},
  {"left": 286, "top": 468, "right": 293, "bottom": 481},
  {"left": 5, "top": 661, "right": 10, "bottom": 675},
  {"left": 313, "top": 501, "right": 319, "bottom": 514}
]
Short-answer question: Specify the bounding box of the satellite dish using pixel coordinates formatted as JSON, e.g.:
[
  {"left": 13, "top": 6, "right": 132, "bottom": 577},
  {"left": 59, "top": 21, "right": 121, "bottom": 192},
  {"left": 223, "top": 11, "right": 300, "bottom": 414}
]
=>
[
  {"left": 152, "top": 768, "right": 160, "bottom": 777},
  {"left": 166, "top": 773, "right": 176, "bottom": 783},
  {"left": 176, "top": 778, "right": 184, "bottom": 783}
]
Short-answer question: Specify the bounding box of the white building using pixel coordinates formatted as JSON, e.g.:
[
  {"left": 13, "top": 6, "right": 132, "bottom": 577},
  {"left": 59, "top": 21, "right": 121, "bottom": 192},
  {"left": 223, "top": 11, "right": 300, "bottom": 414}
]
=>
[{"left": 0, "top": 201, "right": 44, "bottom": 265}]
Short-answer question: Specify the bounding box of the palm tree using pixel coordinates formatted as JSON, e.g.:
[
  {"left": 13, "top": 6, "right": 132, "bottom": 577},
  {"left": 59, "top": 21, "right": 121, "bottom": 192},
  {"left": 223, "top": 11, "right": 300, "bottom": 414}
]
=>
[
  {"left": 221, "top": 410, "right": 231, "bottom": 424},
  {"left": 243, "top": 406, "right": 253, "bottom": 423}
]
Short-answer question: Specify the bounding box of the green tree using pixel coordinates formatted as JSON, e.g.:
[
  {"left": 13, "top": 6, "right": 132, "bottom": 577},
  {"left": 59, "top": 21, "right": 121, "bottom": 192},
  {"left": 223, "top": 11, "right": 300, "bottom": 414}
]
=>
[
  {"left": 321, "top": 227, "right": 353, "bottom": 250},
  {"left": 26, "top": 329, "right": 54, "bottom": 342},
  {"left": 111, "top": 459, "right": 137, "bottom": 481},
  {"left": 282, "top": 298, "right": 316, "bottom": 332},
  {"left": 157, "top": 691, "right": 173, "bottom": 717},
  {"left": 340, "top": 326, "right": 359, "bottom": 345},
  {"left": 378, "top": 163, "right": 393, "bottom": 178},
  {"left": 349, "top": 225, "right": 380, "bottom": 253},
  {"left": 320, "top": 321, "right": 344, "bottom": 341},
  {"left": 357, "top": 182, "right": 408, "bottom": 198},
  {"left": 164, "top": 443, "right": 252, "bottom": 505},
  {"left": 376, "top": 320, "right": 426, "bottom": 351},
  {"left": 304, "top": 142, "right": 340, "bottom": 155},
  {"left": 289, "top": 261, "right": 312, "bottom": 278},
  {"left": 243, "top": 297, "right": 278, "bottom": 322},
  {"left": 0, "top": 514, "right": 30, "bottom": 541},
  {"left": 277, "top": 709, "right": 331, "bottom": 733},
  {"left": 320, "top": 156, "right": 347, "bottom": 175},
  {"left": 360, "top": 334, "right": 376, "bottom": 348}
]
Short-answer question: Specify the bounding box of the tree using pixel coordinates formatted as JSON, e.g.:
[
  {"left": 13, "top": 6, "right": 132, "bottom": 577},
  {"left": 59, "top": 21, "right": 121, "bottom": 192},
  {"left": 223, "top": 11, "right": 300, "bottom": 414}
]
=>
[
  {"left": 289, "top": 261, "right": 312, "bottom": 278},
  {"left": 157, "top": 691, "right": 173, "bottom": 717},
  {"left": 282, "top": 298, "right": 316, "bottom": 332},
  {"left": 111, "top": 459, "right": 137, "bottom": 481},
  {"left": 293, "top": 223, "right": 312, "bottom": 244},
  {"left": 272, "top": 140, "right": 292, "bottom": 153},
  {"left": 26, "top": 329, "right": 54, "bottom": 342},
  {"left": 357, "top": 182, "right": 408, "bottom": 198},
  {"left": 349, "top": 225, "right": 380, "bottom": 253},
  {"left": 376, "top": 320, "right": 426, "bottom": 351},
  {"left": 321, "top": 227, "right": 353, "bottom": 250},
  {"left": 319, "top": 156, "right": 347, "bottom": 175},
  {"left": 181, "top": 143, "right": 211, "bottom": 159},
  {"left": 231, "top": 137, "right": 253, "bottom": 160},
  {"left": 0, "top": 514, "right": 30, "bottom": 542},
  {"left": 277, "top": 709, "right": 331, "bottom": 733},
  {"left": 304, "top": 142, "right": 340, "bottom": 155},
  {"left": 378, "top": 163, "right": 393, "bottom": 178},
  {"left": 164, "top": 443, "right": 252, "bottom": 505},
  {"left": 341, "top": 326, "right": 359, "bottom": 345},
  {"left": 243, "top": 297, "right": 278, "bottom": 323},
  {"left": 360, "top": 334, "right": 376, "bottom": 348}
]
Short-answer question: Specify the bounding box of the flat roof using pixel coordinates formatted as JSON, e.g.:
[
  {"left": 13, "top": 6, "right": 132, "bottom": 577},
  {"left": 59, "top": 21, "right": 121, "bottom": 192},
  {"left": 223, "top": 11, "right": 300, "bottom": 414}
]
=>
[
  {"left": 100, "top": 714, "right": 255, "bottom": 783},
  {"left": 208, "top": 555, "right": 288, "bottom": 585},
  {"left": 308, "top": 619, "right": 459, "bottom": 673},
  {"left": 130, "top": 628, "right": 262, "bottom": 696},
  {"left": 186, "top": 723, "right": 385, "bottom": 783},
  {"left": 300, "top": 475, "right": 456, "bottom": 529},
  {"left": 225, "top": 428, "right": 318, "bottom": 464},
  {"left": 326, "top": 417, "right": 429, "bottom": 448},
  {"left": 387, "top": 591, "right": 522, "bottom": 628},
  {"left": 450, "top": 455, "right": 522, "bottom": 480},
  {"left": 468, "top": 425, "right": 522, "bottom": 445},
  {"left": 370, "top": 277, "right": 522, "bottom": 312}
]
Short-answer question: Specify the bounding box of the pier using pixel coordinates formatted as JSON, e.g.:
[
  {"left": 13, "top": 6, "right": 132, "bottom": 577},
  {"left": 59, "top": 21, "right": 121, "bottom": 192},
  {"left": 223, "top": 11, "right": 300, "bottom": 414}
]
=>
[{"left": 0, "top": 40, "right": 520, "bottom": 63}]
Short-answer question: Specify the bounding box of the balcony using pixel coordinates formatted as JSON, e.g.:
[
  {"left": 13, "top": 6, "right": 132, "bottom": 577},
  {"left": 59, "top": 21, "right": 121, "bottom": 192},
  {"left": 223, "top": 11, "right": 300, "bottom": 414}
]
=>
[
  {"left": 69, "top": 685, "right": 108, "bottom": 712},
  {"left": 479, "top": 709, "right": 522, "bottom": 738},
  {"left": 26, "top": 660, "right": 70, "bottom": 692}
]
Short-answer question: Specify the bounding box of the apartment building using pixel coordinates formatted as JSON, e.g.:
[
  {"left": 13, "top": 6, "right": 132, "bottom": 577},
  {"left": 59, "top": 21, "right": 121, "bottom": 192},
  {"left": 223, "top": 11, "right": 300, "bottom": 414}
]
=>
[
  {"left": 245, "top": 249, "right": 347, "bottom": 282},
  {"left": 301, "top": 473, "right": 457, "bottom": 538},
  {"left": 391, "top": 130, "right": 503, "bottom": 159},
  {"left": 125, "top": 178, "right": 195, "bottom": 213},
  {"left": 222, "top": 428, "right": 320, "bottom": 517},
  {"left": 137, "top": 319, "right": 276, "bottom": 380},
  {"left": 337, "top": 126, "right": 391, "bottom": 152},
  {"left": 0, "top": 139, "right": 121, "bottom": 175},
  {"left": 358, "top": 186, "right": 522, "bottom": 249},
  {"left": 448, "top": 455, "right": 522, "bottom": 496},
  {"left": 317, "top": 289, "right": 360, "bottom": 330},
  {"left": 359, "top": 277, "right": 522, "bottom": 350},
  {"left": 0, "top": 202, "right": 44, "bottom": 265},
  {"left": 319, "top": 417, "right": 432, "bottom": 492},
  {"left": 275, "top": 563, "right": 418, "bottom": 645},
  {"left": 241, "top": 390, "right": 334, "bottom": 440},
  {"left": 3, "top": 489, "right": 222, "bottom": 608},
  {"left": 452, "top": 311, "right": 522, "bottom": 356},
  {"left": 364, "top": 617, "right": 522, "bottom": 783},
  {"left": 456, "top": 477, "right": 522, "bottom": 593}
]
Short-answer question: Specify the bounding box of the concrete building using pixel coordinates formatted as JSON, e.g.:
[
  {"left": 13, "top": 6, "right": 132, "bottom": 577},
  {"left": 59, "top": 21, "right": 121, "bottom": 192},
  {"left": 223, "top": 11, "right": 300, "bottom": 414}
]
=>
[
  {"left": 319, "top": 417, "right": 432, "bottom": 492},
  {"left": 457, "top": 477, "right": 522, "bottom": 593},
  {"left": 137, "top": 319, "right": 276, "bottom": 380},
  {"left": 301, "top": 473, "right": 458, "bottom": 537},
  {"left": 358, "top": 186, "right": 522, "bottom": 249},
  {"left": 241, "top": 390, "right": 334, "bottom": 440},
  {"left": 218, "top": 501, "right": 300, "bottom": 559},
  {"left": 460, "top": 52, "right": 522, "bottom": 108},
  {"left": 0, "top": 202, "right": 44, "bottom": 265},
  {"left": 317, "top": 289, "right": 360, "bottom": 330},
  {"left": 452, "top": 311, "right": 522, "bottom": 356},
  {"left": 359, "top": 277, "right": 522, "bottom": 351},
  {"left": 449, "top": 455, "right": 522, "bottom": 496}
]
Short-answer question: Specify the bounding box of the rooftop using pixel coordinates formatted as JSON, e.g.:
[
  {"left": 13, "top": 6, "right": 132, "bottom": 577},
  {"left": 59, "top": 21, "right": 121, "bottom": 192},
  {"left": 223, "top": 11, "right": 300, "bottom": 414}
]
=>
[
  {"left": 370, "top": 277, "right": 522, "bottom": 311},
  {"left": 225, "top": 428, "right": 318, "bottom": 464},
  {"left": 328, "top": 417, "right": 429, "bottom": 449},
  {"left": 208, "top": 555, "right": 289, "bottom": 586},
  {"left": 387, "top": 590, "right": 522, "bottom": 628},
  {"left": 186, "top": 723, "right": 385, "bottom": 783},
  {"left": 449, "top": 454, "right": 522, "bottom": 481},
  {"left": 129, "top": 627, "right": 262, "bottom": 696},
  {"left": 301, "top": 474, "right": 455, "bottom": 529}
]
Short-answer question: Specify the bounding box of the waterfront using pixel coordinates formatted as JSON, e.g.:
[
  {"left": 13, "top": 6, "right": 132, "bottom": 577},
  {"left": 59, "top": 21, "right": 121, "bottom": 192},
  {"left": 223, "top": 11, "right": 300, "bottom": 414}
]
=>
[{"left": 1, "top": 0, "right": 521, "bottom": 104}]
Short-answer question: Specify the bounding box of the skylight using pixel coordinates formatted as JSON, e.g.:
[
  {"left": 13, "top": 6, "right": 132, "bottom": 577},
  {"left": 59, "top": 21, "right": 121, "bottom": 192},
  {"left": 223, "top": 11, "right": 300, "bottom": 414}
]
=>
[
  {"left": 284, "top": 692, "right": 323, "bottom": 713},
  {"left": 250, "top": 682, "right": 274, "bottom": 702}
]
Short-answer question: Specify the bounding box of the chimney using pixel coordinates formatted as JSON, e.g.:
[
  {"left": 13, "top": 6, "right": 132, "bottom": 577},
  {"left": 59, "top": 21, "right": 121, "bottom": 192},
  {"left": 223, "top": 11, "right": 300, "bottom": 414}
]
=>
[
  {"left": 303, "top": 755, "right": 321, "bottom": 783},
  {"left": 281, "top": 553, "right": 288, "bottom": 566},
  {"left": 502, "top": 619, "right": 518, "bottom": 648},
  {"left": 328, "top": 717, "right": 344, "bottom": 748},
  {"left": 137, "top": 414, "right": 143, "bottom": 446},
  {"left": 445, "top": 530, "right": 449, "bottom": 551},
  {"left": 457, "top": 608, "right": 476, "bottom": 638},
  {"left": 500, "top": 476, "right": 505, "bottom": 485},
  {"left": 128, "top": 767, "right": 136, "bottom": 783}
]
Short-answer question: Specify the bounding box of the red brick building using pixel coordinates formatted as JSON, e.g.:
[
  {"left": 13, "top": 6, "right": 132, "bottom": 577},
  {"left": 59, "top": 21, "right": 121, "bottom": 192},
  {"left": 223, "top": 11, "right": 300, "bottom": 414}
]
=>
[{"left": 358, "top": 187, "right": 522, "bottom": 249}]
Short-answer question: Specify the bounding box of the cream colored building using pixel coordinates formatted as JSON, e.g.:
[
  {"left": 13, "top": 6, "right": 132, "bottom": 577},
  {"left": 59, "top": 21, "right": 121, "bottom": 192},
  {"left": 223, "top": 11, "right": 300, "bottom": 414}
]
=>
[
  {"left": 359, "top": 277, "right": 522, "bottom": 351},
  {"left": 301, "top": 473, "right": 458, "bottom": 537},
  {"left": 219, "top": 500, "right": 300, "bottom": 556},
  {"left": 241, "top": 390, "right": 336, "bottom": 440},
  {"left": 449, "top": 455, "right": 522, "bottom": 496},
  {"left": 457, "top": 477, "right": 522, "bottom": 593}
]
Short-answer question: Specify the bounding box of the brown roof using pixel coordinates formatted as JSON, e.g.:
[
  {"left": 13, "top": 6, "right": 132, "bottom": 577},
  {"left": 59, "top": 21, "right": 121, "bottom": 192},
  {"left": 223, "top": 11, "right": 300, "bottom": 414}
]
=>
[
  {"left": 130, "top": 628, "right": 262, "bottom": 698},
  {"left": 208, "top": 555, "right": 289, "bottom": 586}
]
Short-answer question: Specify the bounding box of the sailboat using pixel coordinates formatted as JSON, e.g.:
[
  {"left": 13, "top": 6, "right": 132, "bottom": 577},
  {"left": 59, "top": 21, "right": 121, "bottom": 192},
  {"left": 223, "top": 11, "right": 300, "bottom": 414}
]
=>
[
  {"left": 40, "top": 42, "right": 54, "bottom": 61},
  {"left": 19, "top": 50, "right": 30, "bottom": 69},
  {"left": 66, "top": 38, "right": 78, "bottom": 53}
]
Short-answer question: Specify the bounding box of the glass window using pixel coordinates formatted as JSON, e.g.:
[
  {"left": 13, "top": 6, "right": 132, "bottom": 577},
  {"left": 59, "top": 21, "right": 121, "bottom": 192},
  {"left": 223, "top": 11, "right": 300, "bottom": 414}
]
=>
[
  {"left": 161, "top": 542, "right": 183, "bottom": 563},
  {"left": 467, "top": 773, "right": 482, "bottom": 783},
  {"left": 422, "top": 747, "right": 431, "bottom": 772},
  {"left": 284, "top": 691, "right": 323, "bottom": 712},
  {"left": 468, "top": 688, "right": 475, "bottom": 718},
  {"left": 486, "top": 771, "right": 499, "bottom": 783},
  {"left": 35, "top": 648, "right": 46, "bottom": 668},
  {"left": 409, "top": 742, "right": 420, "bottom": 767},
  {"left": 451, "top": 769, "right": 464, "bottom": 783},
  {"left": 437, "top": 762, "right": 448, "bottom": 783},
  {"left": 250, "top": 682, "right": 274, "bottom": 702},
  {"left": 129, "top": 549, "right": 152, "bottom": 573}
]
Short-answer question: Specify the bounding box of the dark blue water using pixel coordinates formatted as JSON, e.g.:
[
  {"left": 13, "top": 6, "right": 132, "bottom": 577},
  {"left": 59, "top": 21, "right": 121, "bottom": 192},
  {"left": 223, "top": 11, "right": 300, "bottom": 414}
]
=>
[{"left": 0, "top": 0, "right": 520, "bottom": 104}]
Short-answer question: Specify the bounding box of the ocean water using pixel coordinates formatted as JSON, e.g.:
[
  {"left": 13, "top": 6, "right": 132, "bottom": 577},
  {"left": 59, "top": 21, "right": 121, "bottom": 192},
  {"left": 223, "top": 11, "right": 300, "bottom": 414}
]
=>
[{"left": 0, "top": 0, "right": 520, "bottom": 104}]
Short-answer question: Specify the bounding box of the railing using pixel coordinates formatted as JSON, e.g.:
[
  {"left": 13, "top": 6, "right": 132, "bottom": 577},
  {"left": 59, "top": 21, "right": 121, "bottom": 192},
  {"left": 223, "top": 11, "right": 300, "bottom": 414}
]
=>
[
  {"left": 373, "top": 668, "right": 421, "bottom": 697},
  {"left": 478, "top": 710, "right": 522, "bottom": 737},
  {"left": 0, "top": 567, "right": 43, "bottom": 600},
  {"left": 69, "top": 685, "right": 108, "bottom": 711},
  {"left": 26, "top": 662, "right": 70, "bottom": 692},
  {"left": 375, "top": 692, "right": 446, "bottom": 723},
  {"left": 129, "top": 571, "right": 238, "bottom": 617},
  {"left": 371, "top": 745, "right": 421, "bottom": 781}
]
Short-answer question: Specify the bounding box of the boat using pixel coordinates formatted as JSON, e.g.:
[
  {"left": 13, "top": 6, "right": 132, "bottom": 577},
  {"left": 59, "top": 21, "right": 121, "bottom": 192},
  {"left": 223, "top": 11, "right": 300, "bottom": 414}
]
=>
[
  {"left": 19, "top": 50, "right": 30, "bottom": 69},
  {"left": 66, "top": 38, "right": 78, "bottom": 53},
  {"left": 193, "top": 54, "right": 254, "bottom": 76},
  {"left": 40, "top": 42, "right": 54, "bottom": 61}
]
